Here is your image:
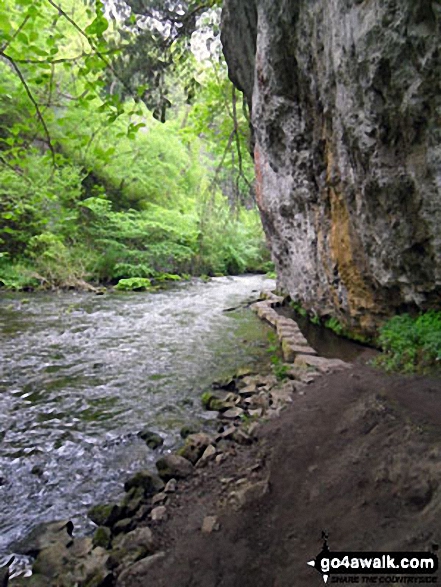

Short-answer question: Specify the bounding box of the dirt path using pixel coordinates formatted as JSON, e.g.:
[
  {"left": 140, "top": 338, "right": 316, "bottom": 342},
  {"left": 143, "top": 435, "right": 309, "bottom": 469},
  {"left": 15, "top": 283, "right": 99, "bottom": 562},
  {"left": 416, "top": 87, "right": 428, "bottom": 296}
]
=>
[{"left": 122, "top": 364, "right": 441, "bottom": 587}]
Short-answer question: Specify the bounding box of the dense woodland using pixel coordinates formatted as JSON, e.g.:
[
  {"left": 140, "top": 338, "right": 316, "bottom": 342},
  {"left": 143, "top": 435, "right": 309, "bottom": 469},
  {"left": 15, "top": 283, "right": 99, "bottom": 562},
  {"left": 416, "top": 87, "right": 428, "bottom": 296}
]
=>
[{"left": 0, "top": 0, "right": 271, "bottom": 291}]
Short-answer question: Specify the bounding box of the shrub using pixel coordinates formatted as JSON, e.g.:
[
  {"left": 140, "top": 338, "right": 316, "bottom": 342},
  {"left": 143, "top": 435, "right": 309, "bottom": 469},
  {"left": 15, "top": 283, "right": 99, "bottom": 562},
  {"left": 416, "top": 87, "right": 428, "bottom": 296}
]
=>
[
  {"left": 376, "top": 311, "right": 441, "bottom": 373},
  {"left": 115, "top": 277, "right": 152, "bottom": 291}
]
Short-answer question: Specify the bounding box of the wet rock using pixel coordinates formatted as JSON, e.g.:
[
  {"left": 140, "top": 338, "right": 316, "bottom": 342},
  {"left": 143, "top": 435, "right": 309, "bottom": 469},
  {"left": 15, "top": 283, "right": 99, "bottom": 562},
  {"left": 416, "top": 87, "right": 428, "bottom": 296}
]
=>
[
  {"left": 121, "top": 486, "right": 145, "bottom": 518},
  {"left": 0, "top": 557, "right": 12, "bottom": 587},
  {"left": 137, "top": 428, "right": 164, "bottom": 450},
  {"left": 201, "top": 516, "right": 220, "bottom": 534},
  {"left": 124, "top": 470, "right": 165, "bottom": 496},
  {"left": 13, "top": 520, "right": 74, "bottom": 557},
  {"left": 32, "top": 542, "right": 71, "bottom": 579},
  {"left": 112, "top": 518, "right": 133, "bottom": 535},
  {"left": 164, "top": 478, "right": 177, "bottom": 493},
  {"left": 116, "top": 552, "right": 166, "bottom": 587},
  {"left": 92, "top": 527, "right": 112, "bottom": 550},
  {"left": 88, "top": 504, "right": 123, "bottom": 528},
  {"left": 156, "top": 454, "right": 193, "bottom": 481},
  {"left": 201, "top": 391, "right": 235, "bottom": 412},
  {"left": 177, "top": 433, "right": 212, "bottom": 464},
  {"left": 150, "top": 506, "right": 167, "bottom": 522},
  {"left": 31, "top": 465, "right": 44, "bottom": 477},
  {"left": 211, "top": 376, "right": 236, "bottom": 391},
  {"left": 180, "top": 424, "right": 200, "bottom": 439}
]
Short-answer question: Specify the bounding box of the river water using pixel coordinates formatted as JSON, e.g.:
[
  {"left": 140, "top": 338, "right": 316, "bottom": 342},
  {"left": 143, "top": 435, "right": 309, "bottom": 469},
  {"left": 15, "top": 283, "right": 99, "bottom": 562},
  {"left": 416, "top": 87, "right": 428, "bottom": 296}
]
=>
[{"left": 0, "top": 275, "right": 275, "bottom": 561}]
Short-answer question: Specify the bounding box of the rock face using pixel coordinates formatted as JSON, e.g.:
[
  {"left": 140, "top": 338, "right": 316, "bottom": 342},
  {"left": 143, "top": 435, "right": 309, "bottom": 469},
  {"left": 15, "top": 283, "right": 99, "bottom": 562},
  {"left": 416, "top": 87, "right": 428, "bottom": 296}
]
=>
[{"left": 222, "top": 0, "right": 441, "bottom": 335}]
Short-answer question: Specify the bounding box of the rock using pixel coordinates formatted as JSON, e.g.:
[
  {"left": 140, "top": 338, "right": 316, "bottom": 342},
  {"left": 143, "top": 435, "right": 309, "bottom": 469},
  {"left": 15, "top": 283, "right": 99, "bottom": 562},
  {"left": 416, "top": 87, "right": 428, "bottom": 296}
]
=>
[
  {"left": 180, "top": 424, "right": 200, "bottom": 439},
  {"left": 231, "top": 480, "right": 270, "bottom": 509},
  {"left": 222, "top": 0, "right": 441, "bottom": 335},
  {"left": 121, "top": 486, "right": 145, "bottom": 518},
  {"left": 156, "top": 454, "right": 193, "bottom": 480},
  {"left": 231, "top": 429, "right": 253, "bottom": 445},
  {"left": 150, "top": 506, "right": 167, "bottom": 522},
  {"left": 237, "top": 385, "right": 258, "bottom": 397},
  {"left": 0, "top": 557, "right": 13, "bottom": 587},
  {"left": 221, "top": 407, "right": 244, "bottom": 419},
  {"left": 32, "top": 543, "right": 71, "bottom": 579},
  {"left": 31, "top": 465, "right": 44, "bottom": 476},
  {"left": 294, "top": 355, "right": 351, "bottom": 373},
  {"left": 116, "top": 526, "right": 155, "bottom": 555},
  {"left": 88, "top": 504, "right": 123, "bottom": 528},
  {"left": 216, "top": 426, "right": 237, "bottom": 441},
  {"left": 248, "top": 408, "right": 263, "bottom": 418},
  {"left": 137, "top": 428, "right": 164, "bottom": 450},
  {"left": 201, "top": 516, "right": 220, "bottom": 534},
  {"left": 164, "top": 478, "right": 177, "bottom": 493},
  {"left": 92, "top": 527, "right": 112, "bottom": 550},
  {"left": 201, "top": 391, "right": 235, "bottom": 412},
  {"left": 151, "top": 492, "right": 167, "bottom": 505},
  {"left": 177, "top": 433, "right": 212, "bottom": 464},
  {"left": 112, "top": 518, "right": 133, "bottom": 535},
  {"left": 200, "top": 444, "right": 217, "bottom": 462},
  {"left": 211, "top": 375, "right": 236, "bottom": 391},
  {"left": 13, "top": 520, "right": 74, "bottom": 557},
  {"left": 116, "top": 552, "right": 166, "bottom": 587},
  {"left": 124, "top": 470, "right": 165, "bottom": 496}
]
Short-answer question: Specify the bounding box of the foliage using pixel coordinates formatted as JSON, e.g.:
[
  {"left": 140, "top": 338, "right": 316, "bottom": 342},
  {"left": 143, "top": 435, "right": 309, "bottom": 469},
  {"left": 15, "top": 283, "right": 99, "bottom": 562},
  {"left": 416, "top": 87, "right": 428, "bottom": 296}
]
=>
[
  {"left": 325, "top": 317, "right": 344, "bottom": 336},
  {"left": 267, "top": 331, "right": 289, "bottom": 380},
  {"left": 115, "top": 277, "right": 152, "bottom": 291},
  {"left": 0, "top": 0, "right": 269, "bottom": 291},
  {"left": 289, "top": 301, "right": 308, "bottom": 318},
  {"left": 375, "top": 311, "right": 441, "bottom": 373}
]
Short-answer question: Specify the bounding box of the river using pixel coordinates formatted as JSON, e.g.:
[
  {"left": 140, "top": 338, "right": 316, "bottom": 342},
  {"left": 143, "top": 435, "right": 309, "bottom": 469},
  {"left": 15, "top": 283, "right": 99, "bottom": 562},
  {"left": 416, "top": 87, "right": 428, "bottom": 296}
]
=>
[{"left": 0, "top": 275, "right": 275, "bottom": 563}]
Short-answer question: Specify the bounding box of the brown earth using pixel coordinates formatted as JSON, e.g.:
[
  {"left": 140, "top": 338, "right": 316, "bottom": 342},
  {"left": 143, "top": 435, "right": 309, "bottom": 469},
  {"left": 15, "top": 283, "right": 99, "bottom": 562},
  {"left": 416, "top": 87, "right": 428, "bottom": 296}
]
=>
[{"left": 123, "top": 362, "right": 441, "bottom": 587}]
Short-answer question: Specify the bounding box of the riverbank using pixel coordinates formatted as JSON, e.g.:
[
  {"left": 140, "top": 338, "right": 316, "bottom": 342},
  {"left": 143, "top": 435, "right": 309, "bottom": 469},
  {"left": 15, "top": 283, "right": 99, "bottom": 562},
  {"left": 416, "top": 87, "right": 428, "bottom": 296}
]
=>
[
  {"left": 7, "top": 357, "right": 441, "bottom": 586},
  {"left": 5, "top": 292, "right": 440, "bottom": 586}
]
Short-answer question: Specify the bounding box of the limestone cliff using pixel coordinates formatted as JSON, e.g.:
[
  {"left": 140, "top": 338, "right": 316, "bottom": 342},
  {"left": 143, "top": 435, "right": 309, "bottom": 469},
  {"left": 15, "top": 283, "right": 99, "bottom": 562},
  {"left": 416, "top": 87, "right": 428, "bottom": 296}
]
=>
[{"left": 221, "top": 0, "right": 441, "bottom": 335}]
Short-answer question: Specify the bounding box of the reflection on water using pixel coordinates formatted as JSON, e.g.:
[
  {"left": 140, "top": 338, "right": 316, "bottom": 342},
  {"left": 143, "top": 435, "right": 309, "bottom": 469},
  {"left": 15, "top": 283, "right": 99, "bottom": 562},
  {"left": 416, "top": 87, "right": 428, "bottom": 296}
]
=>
[{"left": 0, "top": 275, "right": 274, "bottom": 558}]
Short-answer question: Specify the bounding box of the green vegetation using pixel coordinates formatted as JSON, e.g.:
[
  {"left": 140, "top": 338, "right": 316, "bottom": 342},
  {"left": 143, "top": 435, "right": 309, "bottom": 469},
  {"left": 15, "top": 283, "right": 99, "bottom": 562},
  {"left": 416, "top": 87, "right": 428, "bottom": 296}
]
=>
[
  {"left": 0, "top": 0, "right": 269, "bottom": 291},
  {"left": 267, "top": 332, "right": 289, "bottom": 380},
  {"left": 375, "top": 311, "right": 441, "bottom": 373},
  {"left": 324, "top": 317, "right": 344, "bottom": 336}
]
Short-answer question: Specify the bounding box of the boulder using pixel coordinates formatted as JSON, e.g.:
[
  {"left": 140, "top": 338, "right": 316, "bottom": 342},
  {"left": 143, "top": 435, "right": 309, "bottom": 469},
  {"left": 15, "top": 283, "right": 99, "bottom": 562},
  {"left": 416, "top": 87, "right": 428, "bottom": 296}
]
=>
[
  {"left": 156, "top": 454, "right": 193, "bottom": 480},
  {"left": 116, "top": 552, "right": 165, "bottom": 587},
  {"left": 137, "top": 428, "right": 164, "bottom": 450},
  {"left": 179, "top": 424, "right": 200, "bottom": 439},
  {"left": 150, "top": 506, "right": 167, "bottom": 522},
  {"left": 92, "top": 527, "right": 112, "bottom": 550},
  {"left": 88, "top": 504, "right": 123, "bottom": 528},
  {"left": 123, "top": 470, "right": 164, "bottom": 496},
  {"left": 13, "top": 520, "right": 74, "bottom": 557},
  {"left": 177, "top": 433, "right": 212, "bottom": 464}
]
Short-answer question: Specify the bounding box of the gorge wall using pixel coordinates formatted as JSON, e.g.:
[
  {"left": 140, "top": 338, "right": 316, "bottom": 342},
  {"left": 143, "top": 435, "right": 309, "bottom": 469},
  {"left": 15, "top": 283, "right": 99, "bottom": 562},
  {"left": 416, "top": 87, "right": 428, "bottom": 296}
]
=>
[{"left": 221, "top": 0, "right": 441, "bottom": 336}]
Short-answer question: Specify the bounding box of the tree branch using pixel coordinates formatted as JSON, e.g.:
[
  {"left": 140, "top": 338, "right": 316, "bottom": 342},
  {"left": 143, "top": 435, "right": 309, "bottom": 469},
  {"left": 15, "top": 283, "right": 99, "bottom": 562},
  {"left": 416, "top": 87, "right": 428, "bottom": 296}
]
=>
[
  {"left": 1, "top": 53, "right": 56, "bottom": 165},
  {"left": 0, "top": 15, "right": 30, "bottom": 53}
]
